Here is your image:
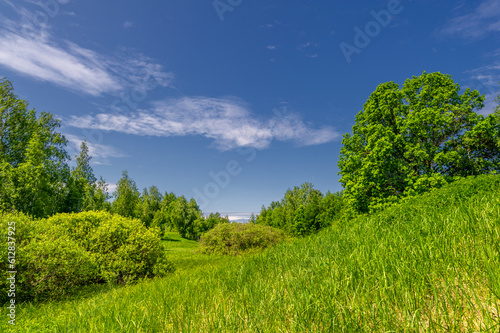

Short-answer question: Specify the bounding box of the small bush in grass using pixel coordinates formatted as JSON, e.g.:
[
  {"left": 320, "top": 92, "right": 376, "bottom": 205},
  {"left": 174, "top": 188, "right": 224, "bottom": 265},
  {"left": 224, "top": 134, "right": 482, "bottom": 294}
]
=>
[{"left": 199, "top": 222, "right": 286, "bottom": 255}]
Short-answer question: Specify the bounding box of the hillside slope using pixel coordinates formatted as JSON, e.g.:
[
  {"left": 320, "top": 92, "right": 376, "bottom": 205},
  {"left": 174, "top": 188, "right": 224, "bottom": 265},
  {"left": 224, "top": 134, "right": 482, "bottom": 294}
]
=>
[{"left": 5, "top": 175, "right": 500, "bottom": 332}]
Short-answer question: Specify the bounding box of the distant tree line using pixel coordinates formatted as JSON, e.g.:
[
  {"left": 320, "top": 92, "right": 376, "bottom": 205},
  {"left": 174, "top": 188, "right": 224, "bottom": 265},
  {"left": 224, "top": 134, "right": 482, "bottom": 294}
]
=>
[
  {"left": 255, "top": 183, "right": 343, "bottom": 236},
  {"left": 110, "top": 170, "right": 230, "bottom": 240}
]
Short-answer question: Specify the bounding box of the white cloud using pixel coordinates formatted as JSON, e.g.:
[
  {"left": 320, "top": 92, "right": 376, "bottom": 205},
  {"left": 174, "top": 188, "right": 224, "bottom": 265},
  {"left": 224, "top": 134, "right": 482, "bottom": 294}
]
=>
[
  {"left": 0, "top": 32, "right": 120, "bottom": 96},
  {"left": 107, "top": 183, "right": 118, "bottom": 194},
  {"left": 440, "top": 0, "right": 500, "bottom": 39},
  {"left": 0, "top": 4, "right": 173, "bottom": 96},
  {"left": 67, "top": 97, "right": 340, "bottom": 150},
  {"left": 123, "top": 21, "right": 134, "bottom": 28}
]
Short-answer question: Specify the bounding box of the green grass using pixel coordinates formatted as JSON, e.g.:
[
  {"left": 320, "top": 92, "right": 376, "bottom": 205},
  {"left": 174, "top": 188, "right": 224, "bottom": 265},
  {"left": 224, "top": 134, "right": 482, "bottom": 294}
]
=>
[
  {"left": 161, "top": 231, "right": 229, "bottom": 273},
  {"left": 3, "top": 175, "right": 500, "bottom": 332}
]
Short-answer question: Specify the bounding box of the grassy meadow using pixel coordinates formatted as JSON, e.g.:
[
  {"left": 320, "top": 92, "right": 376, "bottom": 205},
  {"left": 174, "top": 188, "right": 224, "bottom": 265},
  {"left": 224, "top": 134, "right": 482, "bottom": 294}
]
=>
[{"left": 3, "top": 175, "right": 500, "bottom": 332}]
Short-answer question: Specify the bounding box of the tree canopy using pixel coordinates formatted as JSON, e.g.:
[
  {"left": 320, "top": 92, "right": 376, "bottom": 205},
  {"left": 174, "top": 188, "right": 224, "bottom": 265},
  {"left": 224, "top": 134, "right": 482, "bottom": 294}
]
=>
[
  {"left": 338, "top": 72, "right": 500, "bottom": 214},
  {"left": 0, "top": 79, "right": 111, "bottom": 217},
  {"left": 0, "top": 78, "right": 71, "bottom": 217}
]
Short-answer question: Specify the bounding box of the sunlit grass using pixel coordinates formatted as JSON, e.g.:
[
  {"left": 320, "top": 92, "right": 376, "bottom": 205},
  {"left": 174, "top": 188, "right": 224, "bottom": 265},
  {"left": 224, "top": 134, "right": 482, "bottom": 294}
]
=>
[
  {"left": 161, "top": 231, "right": 229, "bottom": 273},
  {"left": 3, "top": 175, "right": 500, "bottom": 332}
]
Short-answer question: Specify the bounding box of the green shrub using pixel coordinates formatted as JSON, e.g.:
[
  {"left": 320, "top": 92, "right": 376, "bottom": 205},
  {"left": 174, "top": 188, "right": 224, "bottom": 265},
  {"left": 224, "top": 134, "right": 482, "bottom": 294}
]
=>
[
  {"left": 0, "top": 212, "right": 40, "bottom": 302},
  {"left": 199, "top": 222, "right": 286, "bottom": 255},
  {"left": 45, "top": 212, "right": 175, "bottom": 284},
  {"left": 20, "top": 231, "right": 97, "bottom": 300},
  {"left": 0, "top": 211, "right": 175, "bottom": 303}
]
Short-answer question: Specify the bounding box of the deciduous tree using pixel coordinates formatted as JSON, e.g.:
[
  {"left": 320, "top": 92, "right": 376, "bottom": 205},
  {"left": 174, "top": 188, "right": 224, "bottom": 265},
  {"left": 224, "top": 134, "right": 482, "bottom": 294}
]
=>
[
  {"left": 338, "top": 72, "right": 498, "bottom": 214},
  {"left": 0, "top": 78, "right": 70, "bottom": 217}
]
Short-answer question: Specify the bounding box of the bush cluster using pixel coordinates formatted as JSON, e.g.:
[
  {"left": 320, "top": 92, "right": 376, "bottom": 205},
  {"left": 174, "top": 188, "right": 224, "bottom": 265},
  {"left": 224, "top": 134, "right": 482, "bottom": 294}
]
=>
[
  {"left": 199, "top": 222, "right": 286, "bottom": 255},
  {"left": 0, "top": 211, "right": 175, "bottom": 302}
]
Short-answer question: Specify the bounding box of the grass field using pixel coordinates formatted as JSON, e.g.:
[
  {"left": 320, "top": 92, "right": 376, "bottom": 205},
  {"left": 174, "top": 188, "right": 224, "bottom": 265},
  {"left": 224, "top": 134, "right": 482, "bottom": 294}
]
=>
[
  {"left": 161, "top": 231, "right": 230, "bottom": 274},
  {"left": 2, "top": 175, "right": 500, "bottom": 332}
]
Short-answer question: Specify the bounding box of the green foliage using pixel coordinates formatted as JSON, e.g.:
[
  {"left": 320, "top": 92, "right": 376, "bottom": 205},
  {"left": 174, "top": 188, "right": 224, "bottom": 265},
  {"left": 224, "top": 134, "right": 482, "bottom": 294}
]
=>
[
  {"left": 160, "top": 231, "right": 230, "bottom": 274},
  {"left": 0, "top": 78, "right": 112, "bottom": 218},
  {"left": 0, "top": 211, "right": 175, "bottom": 303},
  {"left": 65, "top": 141, "right": 109, "bottom": 213},
  {"left": 316, "top": 191, "right": 343, "bottom": 228},
  {"left": 64, "top": 141, "right": 109, "bottom": 213},
  {"left": 162, "top": 196, "right": 207, "bottom": 240},
  {"left": 10, "top": 134, "right": 69, "bottom": 217},
  {"left": 338, "top": 72, "right": 499, "bottom": 214},
  {"left": 46, "top": 211, "right": 175, "bottom": 284},
  {"left": 256, "top": 183, "right": 343, "bottom": 235},
  {"left": 0, "top": 77, "right": 71, "bottom": 217},
  {"left": 112, "top": 170, "right": 140, "bottom": 218},
  {"left": 20, "top": 229, "right": 97, "bottom": 301},
  {"left": 108, "top": 171, "right": 224, "bottom": 240},
  {"left": 137, "top": 186, "right": 163, "bottom": 227},
  {"left": 150, "top": 191, "right": 177, "bottom": 234},
  {"left": 195, "top": 212, "right": 230, "bottom": 238},
  {"left": 199, "top": 222, "right": 286, "bottom": 255},
  {"left": 0, "top": 212, "right": 96, "bottom": 302}
]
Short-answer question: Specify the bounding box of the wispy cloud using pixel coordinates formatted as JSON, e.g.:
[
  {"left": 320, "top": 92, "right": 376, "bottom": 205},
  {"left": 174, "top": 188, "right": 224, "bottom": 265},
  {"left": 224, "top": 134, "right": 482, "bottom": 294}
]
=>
[
  {"left": 65, "top": 134, "right": 127, "bottom": 165},
  {"left": 67, "top": 97, "right": 340, "bottom": 150},
  {"left": 0, "top": 32, "right": 121, "bottom": 96},
  {"left": 0, "top": 3, "right": 173, "bottom": 96},
  {"left": 297, "top": 41, "right": 320, "bottom": 58},
  {"left": 440, "top": 0, "right": 500, "bottom": 40},
  {"left": 465, "top": 62, "right": 500, "bottom": 115}
]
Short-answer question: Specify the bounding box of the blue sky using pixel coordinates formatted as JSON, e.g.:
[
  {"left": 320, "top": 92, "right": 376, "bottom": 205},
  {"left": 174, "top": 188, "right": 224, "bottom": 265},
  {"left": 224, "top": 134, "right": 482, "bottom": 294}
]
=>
[{"left": 0, "top": 0, "right": 499, "bottom": 221}]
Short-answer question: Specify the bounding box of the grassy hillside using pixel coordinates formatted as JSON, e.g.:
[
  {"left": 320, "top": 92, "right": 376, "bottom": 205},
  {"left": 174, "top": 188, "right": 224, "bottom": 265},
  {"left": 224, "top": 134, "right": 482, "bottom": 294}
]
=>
[{"left": 4, "top": 175, "right": 500, "bottom": 332}]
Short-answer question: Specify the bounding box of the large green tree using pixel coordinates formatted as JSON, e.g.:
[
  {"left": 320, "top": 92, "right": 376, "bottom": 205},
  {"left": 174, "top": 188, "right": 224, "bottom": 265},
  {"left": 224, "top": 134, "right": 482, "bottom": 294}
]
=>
[
  {"left": 0, "top": 78, "right": 70, "bottom": 217},
  {"left": 338, "top": 72, "right": 499, "bottom": 214}
]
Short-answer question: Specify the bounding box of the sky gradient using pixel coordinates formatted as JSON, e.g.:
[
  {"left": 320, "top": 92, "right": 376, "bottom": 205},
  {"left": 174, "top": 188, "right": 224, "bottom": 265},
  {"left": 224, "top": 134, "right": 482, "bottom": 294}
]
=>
[{"left": 0, "top": 0, "right": 499, "bottom": 221}]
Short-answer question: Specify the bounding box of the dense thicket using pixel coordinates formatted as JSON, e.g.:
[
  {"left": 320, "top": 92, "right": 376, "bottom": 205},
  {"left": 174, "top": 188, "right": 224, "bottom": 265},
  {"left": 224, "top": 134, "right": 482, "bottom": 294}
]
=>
[
  {"left": 255, "top": 183, "right": 343, "bottom": 236},
  {"left": 338, "top": 72, "right": 500, "bottom": 214}
]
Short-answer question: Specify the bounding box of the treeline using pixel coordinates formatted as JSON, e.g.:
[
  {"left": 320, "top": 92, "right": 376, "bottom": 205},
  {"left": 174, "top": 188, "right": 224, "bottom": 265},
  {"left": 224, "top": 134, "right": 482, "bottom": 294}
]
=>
[
  {"left": 255, "top": 183, "right": 343, "bottom": 236},
  {"left": 110, "top": 170, "right": 229, "bottom": 240},
  {"left": 0, "top": 78, "right": 228, "bottom": 240}
]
